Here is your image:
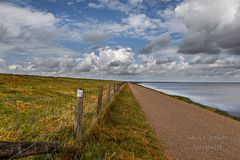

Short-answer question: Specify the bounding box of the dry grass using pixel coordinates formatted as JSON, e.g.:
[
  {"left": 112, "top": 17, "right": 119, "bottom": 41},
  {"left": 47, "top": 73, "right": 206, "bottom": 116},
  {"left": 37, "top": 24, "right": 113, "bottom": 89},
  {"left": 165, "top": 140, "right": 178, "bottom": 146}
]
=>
[
  {"left": 81, "top": 84, "right": 167, "bottom": 160},
  {"left": 0, "top": 73, "right": 115, "bottom": 159}
]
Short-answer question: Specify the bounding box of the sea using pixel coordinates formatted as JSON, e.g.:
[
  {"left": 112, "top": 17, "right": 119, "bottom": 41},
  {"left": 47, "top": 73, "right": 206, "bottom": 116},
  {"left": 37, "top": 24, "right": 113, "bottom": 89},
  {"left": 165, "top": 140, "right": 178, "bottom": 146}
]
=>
[{"left": 140, "top": 82, "right": 240, "bottom": 117}]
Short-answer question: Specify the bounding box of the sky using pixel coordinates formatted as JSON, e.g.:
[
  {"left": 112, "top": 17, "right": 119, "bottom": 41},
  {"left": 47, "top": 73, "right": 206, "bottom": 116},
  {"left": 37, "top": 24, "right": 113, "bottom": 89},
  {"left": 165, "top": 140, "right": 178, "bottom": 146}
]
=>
[{"left": 0, "top": 0, "right": 240, "bottom": 81}]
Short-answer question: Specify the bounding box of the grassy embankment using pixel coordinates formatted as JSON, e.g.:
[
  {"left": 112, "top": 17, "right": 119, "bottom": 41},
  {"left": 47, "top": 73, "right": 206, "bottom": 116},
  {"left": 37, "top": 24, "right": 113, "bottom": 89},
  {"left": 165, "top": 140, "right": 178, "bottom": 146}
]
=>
[
  {"left": 81, "top": 84, "right": 166, "bottom": 160},
  {"left": 0, "top": 73, "right": 115, "bottom": 159},
  {"left": 0, "top": 74, "right": 166, "bottom": 159}
]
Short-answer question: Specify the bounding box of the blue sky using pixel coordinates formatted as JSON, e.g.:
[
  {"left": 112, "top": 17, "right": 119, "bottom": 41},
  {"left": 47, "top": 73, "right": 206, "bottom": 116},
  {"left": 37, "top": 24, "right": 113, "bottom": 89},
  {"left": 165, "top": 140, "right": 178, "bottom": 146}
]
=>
[{"left": 0, "top": 0, "right": 240, "bottom": 81}]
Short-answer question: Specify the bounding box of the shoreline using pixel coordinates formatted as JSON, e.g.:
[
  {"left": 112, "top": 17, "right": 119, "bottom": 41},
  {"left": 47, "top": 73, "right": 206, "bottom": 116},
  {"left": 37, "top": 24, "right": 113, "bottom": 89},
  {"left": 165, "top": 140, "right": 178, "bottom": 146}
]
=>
[
  {"left": 130, "top": 83, "right": 240, "bottom": 159},
  {"left": 136, "top": 83, "right": 240, "bottom": 121}
]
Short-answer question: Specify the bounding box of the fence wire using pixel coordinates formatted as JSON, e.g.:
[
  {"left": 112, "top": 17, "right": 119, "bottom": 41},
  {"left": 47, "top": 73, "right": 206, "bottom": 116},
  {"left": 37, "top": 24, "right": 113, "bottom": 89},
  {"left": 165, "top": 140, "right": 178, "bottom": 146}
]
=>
[{"left": 0, "top": 82, "right": 124, "bottom": 159}]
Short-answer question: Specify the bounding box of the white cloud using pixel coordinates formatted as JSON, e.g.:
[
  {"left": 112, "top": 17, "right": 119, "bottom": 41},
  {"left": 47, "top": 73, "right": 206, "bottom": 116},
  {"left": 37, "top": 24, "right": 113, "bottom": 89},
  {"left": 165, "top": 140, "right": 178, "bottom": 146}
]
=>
[
  {"left": 176, "top": 0, "right": 240, "bottom": 54},
  {"left": 5, "top": 46, "right": 240, "bottom": 79},
  {"left": 0, "top": 2, "right": 63, "bottom": 56},
  {"left": 2, "top": 0, "right": 240, "bottom": 80},
  {"left": 88, "top": 3, "right": 104, "bottom": 9},
  {"left": 81, "top": 46, "right": 137, "bottom": 75},
  {"left": 75, "top": 53, "right": 98, "bottom": 72},
  {"left": 0, "top": 2, "right": 57, "bottom": 37},
  {"left": 126, "top": 14, "right": 155, "bottom": 29},
  {"left": 0, "top": 58, "right": 5, "bottom": 64},
  {"left": 69, "top": 13, "right": 166, "bottom": 41},
  {"left": 8, "top": 64, "right": 22, "bottom": 70},
  {"left": 6, "top": 46, "right": 139, "bottom": 75},
  {"left": 157, "top": 8, "right": 175, "bottom": 20}
]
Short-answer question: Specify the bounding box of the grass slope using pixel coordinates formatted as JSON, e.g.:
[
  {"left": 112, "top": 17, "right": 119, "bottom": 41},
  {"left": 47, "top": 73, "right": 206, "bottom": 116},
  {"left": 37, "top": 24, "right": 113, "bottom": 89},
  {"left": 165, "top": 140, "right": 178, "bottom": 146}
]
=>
[
  {"left": 81, "top": 84, "right": 166, "bottom": 160},
  {"left": 0, "top": 74, "right": 115, "bottom": 159}
]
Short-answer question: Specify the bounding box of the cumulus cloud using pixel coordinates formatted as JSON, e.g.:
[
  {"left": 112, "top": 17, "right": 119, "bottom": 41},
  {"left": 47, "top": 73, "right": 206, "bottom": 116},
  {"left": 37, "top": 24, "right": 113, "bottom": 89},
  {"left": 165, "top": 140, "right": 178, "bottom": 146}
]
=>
[
  {"left": 139, "top": 33, "right": 171, "bottom": 54},
  {"left": 8, "top": 64, "right": 22, "bottom": 71},
  {"left": 0, "top": 2, "right": 63, "bottom": 56},
  {"left": 126, "top": 14, "right": 156, "bottom": 30},
  {"left": 0, "top": 2, "right": 57, "bottom": 38},
  {"left": 5, "top": 46, "right": 240, "bottom": 80},
  {"left": 189, "top": 55, "right": 219, "bottom": 65},
  {"left": 7, "top": 46, "right": 142, "bottom": 76},
  {"left": 95, "top": 46, "right": 136, "bottom": 74},
  {"left": 74, "top": 53, "right": 98, "bottom": 72},
  {"left": 157, "top": 8, "right": 175, "bottom": 20},
  {"left": 2, "top": 0, "right": 240, "bottom": 80},
  {"left": 7, "top": 46, "right": 181, "bottom": 76},
  {"left": 176, "top": 0, "right": 240, "bottom": 54},
  {"left": 128, "top": 14, "right": 151, "bottom": 28}
]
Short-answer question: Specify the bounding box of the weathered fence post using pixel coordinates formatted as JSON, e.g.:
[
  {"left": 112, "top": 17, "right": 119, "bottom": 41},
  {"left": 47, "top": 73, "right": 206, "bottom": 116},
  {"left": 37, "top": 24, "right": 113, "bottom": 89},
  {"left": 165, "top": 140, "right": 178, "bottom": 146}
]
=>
[
  {"left": 107, "top": 84, "right": 110, "bottom": 103},
  {"left": 74, "top": 88, "right": 84, "bottom": 144},
  {"left": 97, "top": 84, "right": 103, "bottom": 114}
]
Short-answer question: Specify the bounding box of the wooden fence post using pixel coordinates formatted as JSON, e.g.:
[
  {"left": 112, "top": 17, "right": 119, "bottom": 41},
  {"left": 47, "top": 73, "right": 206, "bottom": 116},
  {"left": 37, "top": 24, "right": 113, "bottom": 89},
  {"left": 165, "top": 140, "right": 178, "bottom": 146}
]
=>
[
  {"left": 97, "top": 84, "right": 103, "bottom": 114},
  {"left": 75, "top": 88, "right": 84, "bottom": 144},
  {"left": 107, "top": 84, "right": 110, "bottom": 103}
]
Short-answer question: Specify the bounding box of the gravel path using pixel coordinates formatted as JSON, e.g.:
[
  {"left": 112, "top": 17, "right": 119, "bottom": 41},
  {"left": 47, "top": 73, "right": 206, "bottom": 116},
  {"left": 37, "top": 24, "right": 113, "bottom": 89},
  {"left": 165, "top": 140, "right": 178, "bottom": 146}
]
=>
[{"left": 129, "top": 83, "right": 240, "bottom": 160}]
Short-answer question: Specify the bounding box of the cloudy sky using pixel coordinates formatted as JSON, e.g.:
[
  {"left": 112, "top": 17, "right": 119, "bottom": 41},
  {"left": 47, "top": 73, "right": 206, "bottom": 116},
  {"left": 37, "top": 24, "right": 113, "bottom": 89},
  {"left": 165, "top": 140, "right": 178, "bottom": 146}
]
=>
[{"left": 0, "top": 0, "right": 240, "bottom": 81}]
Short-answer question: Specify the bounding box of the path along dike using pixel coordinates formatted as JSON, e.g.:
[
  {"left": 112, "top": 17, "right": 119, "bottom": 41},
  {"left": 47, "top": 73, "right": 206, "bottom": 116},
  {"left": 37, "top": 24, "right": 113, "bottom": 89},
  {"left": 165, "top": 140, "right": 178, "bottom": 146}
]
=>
[{"left": 129, "top": 83, "right": 240, "bottom": 160}]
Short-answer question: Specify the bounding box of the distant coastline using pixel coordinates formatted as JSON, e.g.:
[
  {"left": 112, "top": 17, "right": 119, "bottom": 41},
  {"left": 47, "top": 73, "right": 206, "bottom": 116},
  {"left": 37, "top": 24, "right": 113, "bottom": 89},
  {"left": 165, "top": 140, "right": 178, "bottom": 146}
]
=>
[
  {"left": 137, "top": 83, "right": 240, "bottom": 121},
  {"left": 133, "top": 81, "right": 240, "bottom": 84}
]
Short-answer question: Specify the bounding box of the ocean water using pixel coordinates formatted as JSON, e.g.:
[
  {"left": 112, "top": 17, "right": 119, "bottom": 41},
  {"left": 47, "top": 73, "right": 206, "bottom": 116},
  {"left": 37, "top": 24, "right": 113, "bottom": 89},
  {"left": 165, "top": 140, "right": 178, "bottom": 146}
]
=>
[{"left": 140, "top": 82, "right": 240, "bottom": 117}]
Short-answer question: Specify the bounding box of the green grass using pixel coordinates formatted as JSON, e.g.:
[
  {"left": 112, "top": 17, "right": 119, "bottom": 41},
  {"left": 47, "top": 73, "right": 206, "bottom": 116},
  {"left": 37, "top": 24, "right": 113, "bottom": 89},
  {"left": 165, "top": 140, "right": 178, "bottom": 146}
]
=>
[
  {"left": 0, "top": 73, "right": 116, "bottom": 159},
  {"left": 81, "top": 84, "right": 167, "bottom": 160},
  {"left": 0, "top": 74, "right": 166, "bottom": 159}
]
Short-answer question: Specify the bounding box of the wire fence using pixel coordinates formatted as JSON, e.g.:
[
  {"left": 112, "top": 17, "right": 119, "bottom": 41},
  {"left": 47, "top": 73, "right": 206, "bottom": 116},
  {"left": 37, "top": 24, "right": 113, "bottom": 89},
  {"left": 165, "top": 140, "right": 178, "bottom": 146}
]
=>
[
  {"left": 0, "top": 82, "right": 124, "bottom": 159},
  {"left": 0, "top": 96, "right": 74, "bottom": 159}
]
